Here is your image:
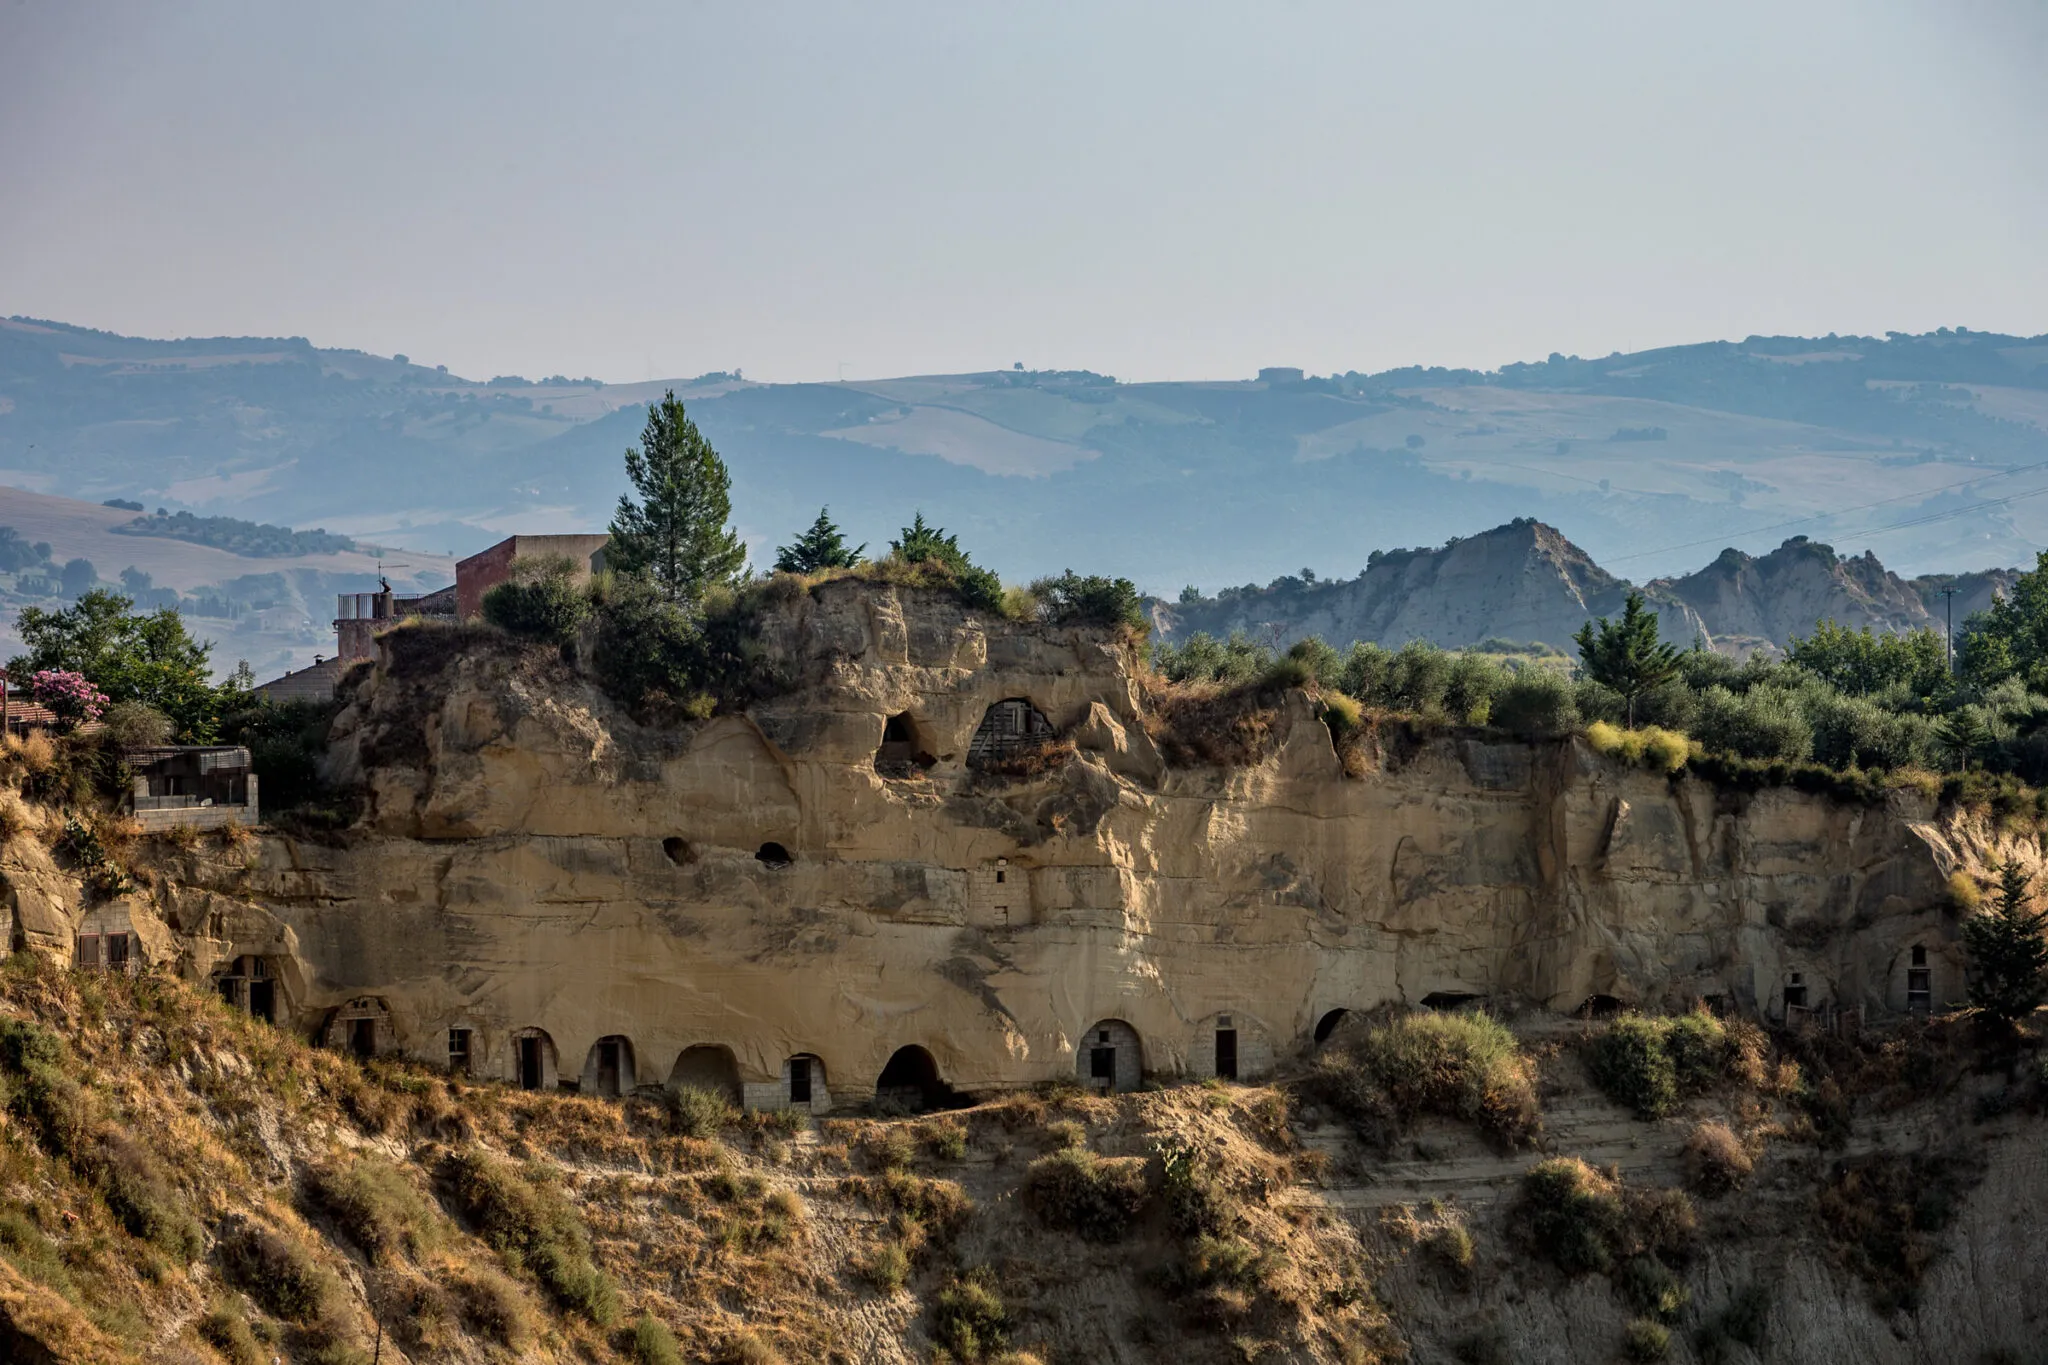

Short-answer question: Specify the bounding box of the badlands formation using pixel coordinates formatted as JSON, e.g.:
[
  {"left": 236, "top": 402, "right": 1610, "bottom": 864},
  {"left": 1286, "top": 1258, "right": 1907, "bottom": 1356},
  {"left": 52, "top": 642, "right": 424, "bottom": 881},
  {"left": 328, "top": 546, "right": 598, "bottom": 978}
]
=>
[{"left": 47, "top": 578, "right": 1971, "bottom": 1113}]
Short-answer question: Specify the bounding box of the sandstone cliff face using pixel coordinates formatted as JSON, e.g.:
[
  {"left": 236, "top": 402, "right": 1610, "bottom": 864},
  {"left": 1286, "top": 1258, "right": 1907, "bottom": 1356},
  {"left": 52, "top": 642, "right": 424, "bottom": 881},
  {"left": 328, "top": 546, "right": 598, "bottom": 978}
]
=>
[
  {"left": 47, "top": 578, "right": 1971, "bottom": 1114},
  {"left": 1153, "top": 519, "right": 1707, "bottom": 654}
]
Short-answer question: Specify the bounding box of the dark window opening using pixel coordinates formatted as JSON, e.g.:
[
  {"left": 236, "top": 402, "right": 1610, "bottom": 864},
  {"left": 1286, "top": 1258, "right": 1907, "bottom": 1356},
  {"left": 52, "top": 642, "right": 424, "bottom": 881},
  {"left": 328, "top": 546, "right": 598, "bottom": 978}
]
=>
[
  {"left": 661, "top": 836, "right": 695, "bottom": 866},
  {"left": 596, "top": 1038, "right": 623, "bottom": 1097},
  {"left": 517, "top": 1035, "right": 545, "bottom": 1090},
  {"left": 1907, "top": 968, "right": 1931, "bottom": 1012},
  {"left": 248, "top": 979, "right": 275, "bottom": 1024},
  {"left": 876, "top": 1044, "right": 963, "bottom": 1114},
  {"left": 1785, "top": 973, "right": 1807, "bottom": 1010},
  {"left": 789, "top": 1056, "right": 813, "bottom": 1105},
  {"left": 106, "top": 933, "right": 130, "bottom": 970},
  {"left": 1911, "top": 944, "right": 1927, "bottom": 967},
  {"left": 74, "top": 935, "right": 100, "bottom": 970},
  {"left": 1314, "top": 1008, "right": 1349, "bottom": 1044},
  {"left": 756, "top": 842, "right": 793, "bottom": 868},
  {"left": 1097, "top": 1028, "right": 1111, "bottom": 1044},
  {"left": 1089, "top": 1046, "right": 1116, "bottom": 1081},
  {"left": 448, "top": 1028, "right": 472, "bottom": 1075},
  {"left": 349, "top": 1017, "right": 376, "bottom": 1059},
  {"left": 995, "top": 869, "right": 1006, "bottom": 884},
  {"left": 875, "top": 712, "right": 937, "bottom": 775},
  {"left": 219, "top": 977, "right": 240, "bottom": 1008},
  {"left": 1215, "top": 1028, "right": 1239, "bottom": 1081}
]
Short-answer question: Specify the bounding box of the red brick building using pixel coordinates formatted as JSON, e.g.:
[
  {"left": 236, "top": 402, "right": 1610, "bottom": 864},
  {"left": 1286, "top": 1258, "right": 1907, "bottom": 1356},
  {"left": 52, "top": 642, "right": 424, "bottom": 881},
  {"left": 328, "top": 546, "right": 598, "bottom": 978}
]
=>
[{"left": 455, "top": 534, "right": 610, "bottom": 619}]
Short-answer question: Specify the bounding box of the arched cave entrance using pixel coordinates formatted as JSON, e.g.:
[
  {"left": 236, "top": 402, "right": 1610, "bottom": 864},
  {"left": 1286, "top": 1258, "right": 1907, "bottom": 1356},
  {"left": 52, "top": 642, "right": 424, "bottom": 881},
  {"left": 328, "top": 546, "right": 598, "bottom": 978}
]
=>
[
  {"left": 967, "top": 697, "right": 1056, "bottom": 770},
  {"left": 756, "top": 842, "right": 794, "bottom": 868},
  {"left": 875, "top": 1045, "right": 963, "bottom": 1114},
  {"left": 670, "top": 1044, "right": 743, "bottom": 1104},
  {"left": 1313, "top": 1008, "right": 1350, "bottom": 1045},
  {"left": 1574, "top": 994, "right": 1625, "bottom": 1021},
  {"left": 583, "top": 1035, "right": 637, "bottom": 1097},
  {"left": 1076, "top": 1019, "right": 1143, "bottom": 1094},
  {"left": 513, "top": 1028, "right": 558, "bottom": 1091},
  {"left": 661, "top": 836, "right": 696, "bottom": 866},
  {"left": 874, "top": 712, "right": 937, "bottom": 776}
]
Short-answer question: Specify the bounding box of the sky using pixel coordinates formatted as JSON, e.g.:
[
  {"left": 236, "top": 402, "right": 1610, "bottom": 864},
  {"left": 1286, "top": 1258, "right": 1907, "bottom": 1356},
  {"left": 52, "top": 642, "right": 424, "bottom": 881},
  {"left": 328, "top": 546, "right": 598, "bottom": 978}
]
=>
[{"left": 3, "top": 0, "right": 2046, "bottom": 385}]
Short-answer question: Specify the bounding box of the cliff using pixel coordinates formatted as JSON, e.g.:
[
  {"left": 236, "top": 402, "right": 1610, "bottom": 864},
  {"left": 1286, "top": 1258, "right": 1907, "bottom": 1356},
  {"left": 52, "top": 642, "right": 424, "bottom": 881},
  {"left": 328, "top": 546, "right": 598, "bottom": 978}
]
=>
[
  {"left": 1649, "top": 536, "right": 1941, "bottom": 657},
  {"left": 4, "top": 581, "right": 2048, "bottom": 1364}
]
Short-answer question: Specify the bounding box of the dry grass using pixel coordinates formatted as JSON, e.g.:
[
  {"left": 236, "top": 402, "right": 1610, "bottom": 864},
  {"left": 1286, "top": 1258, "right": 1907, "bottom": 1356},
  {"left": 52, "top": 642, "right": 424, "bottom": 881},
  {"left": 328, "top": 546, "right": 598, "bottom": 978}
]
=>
[
  {"left": 1140, "top": 674, "right": 1287, "bottom": 769},
  {"left": 1681, "top": 1121, "right": 1754, "bottom": 1196}
]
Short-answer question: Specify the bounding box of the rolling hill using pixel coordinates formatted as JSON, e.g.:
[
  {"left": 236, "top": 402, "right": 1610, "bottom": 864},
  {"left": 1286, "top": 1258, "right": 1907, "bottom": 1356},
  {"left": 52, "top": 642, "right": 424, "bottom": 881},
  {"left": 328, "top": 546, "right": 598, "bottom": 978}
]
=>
[{"left": 2, "top": 316, "right": 2045, "bottom": 595}]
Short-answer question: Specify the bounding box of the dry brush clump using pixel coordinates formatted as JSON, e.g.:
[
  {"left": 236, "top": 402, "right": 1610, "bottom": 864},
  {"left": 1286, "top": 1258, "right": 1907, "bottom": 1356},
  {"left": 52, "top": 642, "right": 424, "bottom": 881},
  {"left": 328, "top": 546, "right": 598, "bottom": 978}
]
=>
[
  {"left": 1512, "top": 1156, "right": 1698, "bottom": 1324},
  {"left": 1139, "top": 673, "right": 1289, "bottom": 769}
]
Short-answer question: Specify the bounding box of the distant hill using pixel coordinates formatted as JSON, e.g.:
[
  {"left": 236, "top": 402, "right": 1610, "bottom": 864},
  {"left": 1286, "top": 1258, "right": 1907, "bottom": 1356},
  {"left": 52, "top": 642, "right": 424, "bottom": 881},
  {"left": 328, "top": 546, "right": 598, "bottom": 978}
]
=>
[
  {"left": 1153, "top": 520, "right": 2018, "bottom": 659},
  {"left": 3, "top": 315, "right": 2045, "bottom": 585},
  {"left": 0, "top": 485, "right": 451, "bottom": 677}
]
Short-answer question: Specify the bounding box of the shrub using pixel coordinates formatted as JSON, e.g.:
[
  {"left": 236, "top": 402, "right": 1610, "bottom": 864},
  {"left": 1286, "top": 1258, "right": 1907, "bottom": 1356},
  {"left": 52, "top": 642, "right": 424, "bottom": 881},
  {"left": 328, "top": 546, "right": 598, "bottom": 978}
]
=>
[
  {"left": 445, "top": 1265, "right": 532, "bottom": 1346},
  {"left": 1585, "top": 1012, "right": 1730, "bottom": 1118},
  {"left": 1948, "top": 872, "right": 1982, "bottom": 914},
  {"left": 1030, "top": 570, "right": 1147, "bottom": 633},
  {"left": 932, "top": 1268, "right": 1008, "bottom": 1360},
  {"left": 220, "top": 1223, "right": 342, "bottom": 1324},
  {"left": 1022, "top": 1148, "right": 1150, "bottom": 1241},
  {"left": 629, "top": 1314, "right": 685, "bottom": 1365},
  {"left": 481, "top": 555, "right": 590, "bottom": 644},
  {"left": 199, "top": 1303, "right": 267, "bottom": 1365},
  {"left": 1586, "top": 722, "right": 1692, "bottom": 773},
  {"left": 1492, "top": 670, "right": 1580, "bottom": 740},
  {"left": 920, "top": 1118, "right": 969, "bottom": 1160},
  {"left": 99, "top": 700, "right": 173, "bottom": 748},
  {"left": 1693, "top": 685, "right": 1813, "bottom": 762},
  {"left": 1516, "top": 1158, "right": 1627, "bottom": 1274},
  {"left": 1307, "top": 1010, "right": 1539, "bottom": 1149},
  {"left": 1156, "top": 1135, "right": 1228, "bottom": 1238},
  {"left": 1681, "top": 1121, "right": 1753, "bottom": 1196},
  {"left": 1624, "top": 1318, "right": 1671, "bottom": 1362},
  {"left": 665, "top": 1085, "right": 737, "bottom": 1138},
  {"left": 859, "top": 1239, "right": 911, "bottom": 1292},
  {"left": 1422, "top": 1222, "right": 1476, "bottom": 1277},
  {"left": 1617, "top": 1253, "right": 1688, "bottom": 1318},
  {"left": 308, "top": 1157, "right": 439, "bottom": 1263},
  {"left": 442, "top": 1149, "right": 618, "bottom": 1323},
  {"left": 1320, "top": 690, "right": 1363, "bottom": 738}
]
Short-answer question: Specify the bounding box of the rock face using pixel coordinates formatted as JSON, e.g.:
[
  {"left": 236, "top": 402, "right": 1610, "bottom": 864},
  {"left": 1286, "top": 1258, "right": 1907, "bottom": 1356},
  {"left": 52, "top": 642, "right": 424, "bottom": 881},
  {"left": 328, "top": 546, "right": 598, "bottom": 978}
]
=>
[
  {"left": 22, "top": 581, "right": 1994, "bottom": 1111},
  {"left": 1649, "top": 535, "right": 1943, "bottom": 657},
  {"left": 1153, "top": 519, "right": 1707, "bottom": 654}
]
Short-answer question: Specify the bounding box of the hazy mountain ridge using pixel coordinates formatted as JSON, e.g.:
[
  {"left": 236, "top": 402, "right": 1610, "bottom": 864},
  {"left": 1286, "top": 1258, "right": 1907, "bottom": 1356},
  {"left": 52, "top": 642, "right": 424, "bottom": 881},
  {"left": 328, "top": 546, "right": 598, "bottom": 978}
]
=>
[
  {"left": 3, "top": 316, "right": 2046, "bottom": 585},
  {"left": 1153, "top": 519, "right": 2018, "bottom": 658}
]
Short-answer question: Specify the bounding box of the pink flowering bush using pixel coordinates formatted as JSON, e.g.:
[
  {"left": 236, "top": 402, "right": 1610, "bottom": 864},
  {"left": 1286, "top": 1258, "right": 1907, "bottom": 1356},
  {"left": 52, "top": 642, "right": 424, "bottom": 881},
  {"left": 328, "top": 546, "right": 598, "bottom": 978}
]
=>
[{"left": 29, "top": 669, "right": 109, "bottom": 731}]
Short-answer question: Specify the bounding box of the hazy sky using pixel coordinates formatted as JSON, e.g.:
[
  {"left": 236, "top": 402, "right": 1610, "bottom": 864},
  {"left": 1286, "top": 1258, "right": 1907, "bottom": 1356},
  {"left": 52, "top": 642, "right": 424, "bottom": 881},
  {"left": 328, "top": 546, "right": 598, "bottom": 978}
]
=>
[{"left": 4, "top": 1, "right": 2045, "bottom": 384}]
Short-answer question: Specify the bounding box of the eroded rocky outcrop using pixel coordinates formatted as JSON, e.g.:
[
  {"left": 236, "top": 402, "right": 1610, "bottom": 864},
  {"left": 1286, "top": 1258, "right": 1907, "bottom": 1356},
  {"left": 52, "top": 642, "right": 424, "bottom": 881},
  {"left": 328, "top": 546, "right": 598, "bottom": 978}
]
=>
[{"left": 19, "top": 579, "right": 2001, "bottom": 1115}]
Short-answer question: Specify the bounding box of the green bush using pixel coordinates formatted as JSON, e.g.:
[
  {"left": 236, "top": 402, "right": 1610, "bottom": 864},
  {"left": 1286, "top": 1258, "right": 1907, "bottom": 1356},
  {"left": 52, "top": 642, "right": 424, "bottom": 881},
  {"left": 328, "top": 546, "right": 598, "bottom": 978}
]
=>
[
  {"left": 629, "top": 1313, "right": 685, "bottom": 1365},
  {"left": 220, "top": 1223, "right": 343, "bottom": 1324},
  {"left": 665, "top": 1085, "right": 737, "bottom": 1138},
  {"left": 932, "top": 1268, "right": 1007, "bottom": 1360},
  {"left": 443, "top": 1149, "right": 618, "bottom": 1324},
  {"left": 481, "top": 555, "right": 589, "bottom": 644},
  {"left": 1693, "top": 684, "right": 1814, "bottom": 762},
  {"left": 1492, "top": 670, "right": 1580, "bottom": 740},
  {"left": 1307, "top": 1010, "right": 1539, "bottom": 1149},
  {"left": 1517, "top": 1158, "right": 1628, "bottom": 1274},
  {"left": 1030, "top": 570, "right": 1147, "bottom": 632},
  {"left": 1624, "top": 1317, "right": 1671, "bottom": 1362},
  {"left": 1585, "top": 1012, "right": 1730, "bottom": 1118},
  {"left": 199, "top": 1303, "right": 268, "bottom": 1365},
  {"left": 308, "top": 1156, "right": 439, "bottom": 1263},
  {"left": 1022, "top": 1148, "right": 1150, "bottom": 1242}
]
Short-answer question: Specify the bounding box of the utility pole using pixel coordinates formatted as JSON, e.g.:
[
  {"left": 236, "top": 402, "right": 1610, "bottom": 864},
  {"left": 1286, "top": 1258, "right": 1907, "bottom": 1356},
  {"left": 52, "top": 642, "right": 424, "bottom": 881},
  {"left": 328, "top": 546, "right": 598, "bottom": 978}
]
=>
[{"left": 1937, "top": 587, "right": 1959, "bottom": 675}]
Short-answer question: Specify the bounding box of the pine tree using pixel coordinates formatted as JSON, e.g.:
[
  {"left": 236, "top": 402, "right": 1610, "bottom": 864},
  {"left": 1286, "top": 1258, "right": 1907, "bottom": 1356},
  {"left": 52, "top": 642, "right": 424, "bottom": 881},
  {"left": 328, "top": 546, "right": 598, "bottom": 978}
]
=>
[
  {"left": 1962, "top": 862, "right": 2048, "bottom": 1023},
  {"left": 1934, "top": 708, "right": 1993, "bottom": 773},
  {"left": 773, "top": 507, "right": 864, "bottom": 574},
  {"left": 1574, "top": 591, "right": 1682, "bottom": 727},
  {"left": 606, "top": 391, "right": 747, "bottom": 606}
]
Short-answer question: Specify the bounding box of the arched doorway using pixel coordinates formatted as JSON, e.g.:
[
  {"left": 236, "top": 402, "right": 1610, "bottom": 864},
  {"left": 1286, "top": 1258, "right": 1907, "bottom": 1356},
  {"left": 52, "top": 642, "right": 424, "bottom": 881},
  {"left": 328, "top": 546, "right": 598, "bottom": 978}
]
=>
[
  {"left": 669, "top": 1044, "right": 743, "bottom": 1104},
  {"left": 875, "top": 712, "right": 937, "bottom": 775},
  {"left": 583, "top": 1035, "right": 637, "bottom": 1097},
  {"left": 1076, "top": 1019, "right": 1142, "bottom": 1094},
  {"left": 968, "top": 698, "right": 1055, "bottom": 769},
  {"left": 322, "top": 998, "right": 392, "bottom": 1059},
  {"left": 512, "top": 1028, "right": 558, "bottom": 1091},
  {"left": 1313, "top": 1008, "right": 1350, "bottom": 1045},
  {"left": 875, "top": 1045, "right": 962, "bottom": 1114}
]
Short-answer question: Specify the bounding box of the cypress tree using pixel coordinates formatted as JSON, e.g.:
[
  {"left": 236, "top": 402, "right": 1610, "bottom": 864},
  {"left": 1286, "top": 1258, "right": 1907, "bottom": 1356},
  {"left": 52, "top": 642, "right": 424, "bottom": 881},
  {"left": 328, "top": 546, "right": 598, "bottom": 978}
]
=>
[
  {"left": 606, "top": 391, "right": 747, "bottom": 607},
  {"left": 1962, "top": 862, "right": 2048, "bottom": 1024},
  {"left": 773, "top": 507, "right": 864, "bottom": 574},
  {"left": 1574, "top": 591, "right": 1682, "bottom": 727}
]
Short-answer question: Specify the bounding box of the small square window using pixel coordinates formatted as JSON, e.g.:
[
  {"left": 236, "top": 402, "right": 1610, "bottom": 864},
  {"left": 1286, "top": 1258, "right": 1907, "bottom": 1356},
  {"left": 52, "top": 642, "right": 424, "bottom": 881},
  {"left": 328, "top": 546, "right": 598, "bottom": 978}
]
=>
[
  {"left": 1911, "top": 945, "right": 1927, "bottom": 967},
  {"left": 106, "top": 933, "right": 130, "bottom": 969},
  {"left": 448, "top": 1028, "right": 473, "bottom": 1075},
  {"left": 1098, "top": 1029, "right": 1110, "bottom": 1043},
  {"left": 75, "top": 935, "right": 100, "bottom": 970},
  {"left": 995, "top": 869, "right": 1006, "bottom": 884}
]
